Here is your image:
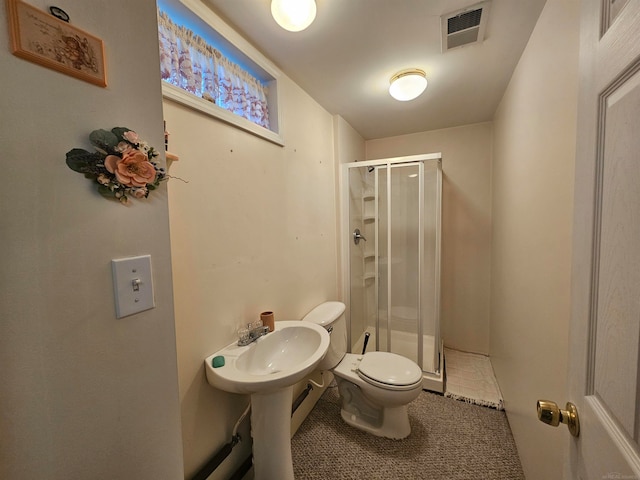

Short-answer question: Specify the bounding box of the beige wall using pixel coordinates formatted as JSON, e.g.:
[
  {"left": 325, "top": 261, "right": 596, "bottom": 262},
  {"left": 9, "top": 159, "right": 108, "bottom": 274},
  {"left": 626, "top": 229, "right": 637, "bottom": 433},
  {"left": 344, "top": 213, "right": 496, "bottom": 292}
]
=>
[
  {"left": 165, "top": 73, "right": 345, "bottom": 477},
  {"left": 0, "top": 1, "right": 184, "bottom": 478},
  {"left": 490, "top": 0, "right": 580, "bottom": 478},
  {"left": 366, "top": 123, "right": 493, "bottom": 354},
  {"left": 334, "top": 114, "right": 367, "bottom": 165}
]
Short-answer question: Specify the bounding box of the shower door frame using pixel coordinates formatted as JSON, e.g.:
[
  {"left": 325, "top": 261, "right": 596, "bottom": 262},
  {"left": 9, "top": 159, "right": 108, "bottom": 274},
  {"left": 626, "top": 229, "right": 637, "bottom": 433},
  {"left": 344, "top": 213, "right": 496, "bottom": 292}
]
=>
[{"left": 339, "top": 153, "right": 442, "bottom": 383}]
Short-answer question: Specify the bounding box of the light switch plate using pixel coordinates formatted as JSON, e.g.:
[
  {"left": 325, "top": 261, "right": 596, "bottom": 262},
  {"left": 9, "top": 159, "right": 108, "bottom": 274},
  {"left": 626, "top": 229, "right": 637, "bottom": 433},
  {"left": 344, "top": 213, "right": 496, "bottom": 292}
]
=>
[{"left": 111, "top": 255, "right": 155, "bottom": 318}]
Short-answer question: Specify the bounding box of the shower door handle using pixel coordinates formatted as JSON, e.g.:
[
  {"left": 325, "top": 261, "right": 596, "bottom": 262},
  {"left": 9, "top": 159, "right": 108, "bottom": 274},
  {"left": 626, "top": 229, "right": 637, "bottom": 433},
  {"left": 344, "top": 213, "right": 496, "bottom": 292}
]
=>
[{"left": 353, "top": 228, "right": 367, "bottom": 245}]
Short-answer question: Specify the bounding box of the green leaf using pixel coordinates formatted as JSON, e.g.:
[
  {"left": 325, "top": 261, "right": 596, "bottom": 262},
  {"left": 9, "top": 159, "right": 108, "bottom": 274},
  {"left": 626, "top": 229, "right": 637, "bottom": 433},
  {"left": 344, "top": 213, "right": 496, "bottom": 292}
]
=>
[
  {"left": 89, "top": 129, "right": 118, "bottom": 151},
  {"left": 66, "top": 149, "right": 103, "bottom": 174},
  {"left": 111, "top": 127, "right": 133, "bottom": 142},
  {"left": 97, "top": 184, "right": 113, "bottom": 197}
]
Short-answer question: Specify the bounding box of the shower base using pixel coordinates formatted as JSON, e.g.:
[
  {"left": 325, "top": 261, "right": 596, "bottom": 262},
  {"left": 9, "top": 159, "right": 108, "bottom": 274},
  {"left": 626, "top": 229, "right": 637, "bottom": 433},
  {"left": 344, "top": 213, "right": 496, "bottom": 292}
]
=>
[{"left": 352, "top": 328, "right": 444, "bottom": 393}]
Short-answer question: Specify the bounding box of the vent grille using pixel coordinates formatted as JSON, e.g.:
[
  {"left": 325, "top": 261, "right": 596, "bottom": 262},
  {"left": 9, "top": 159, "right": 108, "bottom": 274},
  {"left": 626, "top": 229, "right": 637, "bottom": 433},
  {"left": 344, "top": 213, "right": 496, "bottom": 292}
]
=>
[
  {"left": 441, "top": 2, "right": 490, "bottom": 52},
  {"left": 447, "top": 8, "right": 483, "bottom": 34}
]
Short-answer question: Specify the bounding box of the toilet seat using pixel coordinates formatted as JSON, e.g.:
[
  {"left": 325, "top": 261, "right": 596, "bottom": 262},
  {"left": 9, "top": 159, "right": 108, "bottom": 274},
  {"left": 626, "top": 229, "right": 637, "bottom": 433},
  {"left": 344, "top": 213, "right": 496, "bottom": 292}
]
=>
[{"left": 356, "top": 351, "right": 423, "bottom": 391}]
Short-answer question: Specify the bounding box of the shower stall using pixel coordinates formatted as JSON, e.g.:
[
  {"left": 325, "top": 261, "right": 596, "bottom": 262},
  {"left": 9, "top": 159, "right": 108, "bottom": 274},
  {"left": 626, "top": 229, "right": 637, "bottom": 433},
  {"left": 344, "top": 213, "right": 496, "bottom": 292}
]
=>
[{"left": 340, "top": 153, "right": 443, "bottom": 392}]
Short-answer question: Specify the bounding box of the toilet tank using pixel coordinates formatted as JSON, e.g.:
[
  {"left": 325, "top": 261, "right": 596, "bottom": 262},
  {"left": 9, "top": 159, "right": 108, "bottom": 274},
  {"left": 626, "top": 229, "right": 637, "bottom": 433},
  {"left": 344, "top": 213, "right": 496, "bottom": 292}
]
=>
[{"left": 302, "top": 301, "right": 347, "bottom": 371}]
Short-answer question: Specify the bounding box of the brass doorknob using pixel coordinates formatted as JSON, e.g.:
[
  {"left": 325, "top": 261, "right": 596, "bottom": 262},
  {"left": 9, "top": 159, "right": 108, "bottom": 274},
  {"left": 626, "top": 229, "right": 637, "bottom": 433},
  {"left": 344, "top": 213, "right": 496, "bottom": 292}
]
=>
[{"left": 536, "top": 400, "right": 580, "bottom": 437}]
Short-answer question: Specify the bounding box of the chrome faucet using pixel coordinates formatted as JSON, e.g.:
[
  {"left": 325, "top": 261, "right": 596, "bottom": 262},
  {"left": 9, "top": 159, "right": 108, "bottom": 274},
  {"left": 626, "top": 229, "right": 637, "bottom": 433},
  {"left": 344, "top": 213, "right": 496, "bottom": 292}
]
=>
[{"left": 238, "top": 322, "right": 270, "bottom": 346}]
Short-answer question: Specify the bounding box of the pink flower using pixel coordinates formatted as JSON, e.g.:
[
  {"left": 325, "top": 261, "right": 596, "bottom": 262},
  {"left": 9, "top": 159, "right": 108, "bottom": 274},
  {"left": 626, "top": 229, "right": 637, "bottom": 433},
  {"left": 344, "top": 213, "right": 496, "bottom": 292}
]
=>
[
  {"left": 97, "top": 173, "right": 110, "bottom": 185},
  {"left": 132, "top": 187, "right": 148, "bottom": 199},
  {"left": 104, "top": 155, "right": 121, "bottom": 173},
  {"left": 104, "top": 150, "right": 157, "bottom": 187},
  {"left": 116, "top": 141, "right": 133, "bottom": 153},
  {"left": 123, "top": 130, "right": 139, "bottom": 144}
]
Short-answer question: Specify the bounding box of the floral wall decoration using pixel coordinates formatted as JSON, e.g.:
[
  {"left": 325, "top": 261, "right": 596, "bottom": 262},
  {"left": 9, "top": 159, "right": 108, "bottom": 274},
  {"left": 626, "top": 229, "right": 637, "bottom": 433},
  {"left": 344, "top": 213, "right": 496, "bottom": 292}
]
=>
[
  {"left": 157, "top": 10, "right": 270, "bottom": 130},
  {"left": 65, "top": 127, "right": 167, "bottom": 204}
]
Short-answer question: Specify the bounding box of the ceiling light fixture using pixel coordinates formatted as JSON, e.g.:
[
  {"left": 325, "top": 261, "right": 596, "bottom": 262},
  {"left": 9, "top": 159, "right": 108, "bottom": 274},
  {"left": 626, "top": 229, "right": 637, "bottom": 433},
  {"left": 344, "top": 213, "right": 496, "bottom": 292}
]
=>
[
  {"left": 271, "top": 0, "right": 317, "bottom": 32},
  {"left": 389, "top": 69, "right": 428, "bottom": 101}
]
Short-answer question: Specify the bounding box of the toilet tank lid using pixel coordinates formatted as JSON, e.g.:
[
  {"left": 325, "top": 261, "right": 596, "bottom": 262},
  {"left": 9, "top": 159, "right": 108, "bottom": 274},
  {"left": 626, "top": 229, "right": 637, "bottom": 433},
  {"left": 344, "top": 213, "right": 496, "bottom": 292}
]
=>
[{"left": 303, "top": 301, "right": 346, "bottom": 326}]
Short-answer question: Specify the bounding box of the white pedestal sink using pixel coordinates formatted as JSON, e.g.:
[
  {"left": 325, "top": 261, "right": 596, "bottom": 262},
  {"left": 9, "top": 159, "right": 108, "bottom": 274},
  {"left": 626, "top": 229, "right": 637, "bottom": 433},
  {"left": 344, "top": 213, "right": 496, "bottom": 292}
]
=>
[{"left": 205, "top": 321, "right": 330, "bottom": 480}]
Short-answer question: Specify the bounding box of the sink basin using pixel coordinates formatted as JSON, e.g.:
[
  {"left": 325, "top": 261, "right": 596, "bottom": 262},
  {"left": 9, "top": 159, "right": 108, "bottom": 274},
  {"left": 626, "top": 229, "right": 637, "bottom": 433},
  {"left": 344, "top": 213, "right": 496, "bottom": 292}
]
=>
[
  {"left": 204, "top": 320, "right": 330, "bottom": 480},
  {"left": 205, "top": 320, "right": 330, "bottom": 395}
]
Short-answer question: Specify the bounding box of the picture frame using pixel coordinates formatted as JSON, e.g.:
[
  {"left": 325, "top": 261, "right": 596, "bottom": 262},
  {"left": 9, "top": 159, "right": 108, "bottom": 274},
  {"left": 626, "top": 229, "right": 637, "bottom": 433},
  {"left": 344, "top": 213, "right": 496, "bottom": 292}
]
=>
[{"left": 6, "top": 0, "right": 107, "bottom": 87}]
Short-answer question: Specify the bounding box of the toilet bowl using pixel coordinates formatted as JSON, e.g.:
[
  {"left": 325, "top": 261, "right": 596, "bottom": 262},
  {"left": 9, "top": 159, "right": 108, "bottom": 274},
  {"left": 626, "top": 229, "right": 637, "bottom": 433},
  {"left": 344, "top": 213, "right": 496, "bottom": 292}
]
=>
[{"left": 303, "top": 301, "right": 423, "bottom": 439}]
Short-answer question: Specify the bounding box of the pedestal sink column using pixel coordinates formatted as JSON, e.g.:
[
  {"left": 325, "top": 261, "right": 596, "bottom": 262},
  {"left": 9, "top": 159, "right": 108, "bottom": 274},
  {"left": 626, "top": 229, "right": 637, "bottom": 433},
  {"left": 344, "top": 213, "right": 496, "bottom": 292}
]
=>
[{"left": 250, "top": 386, "right": 295, "bottom": 480}]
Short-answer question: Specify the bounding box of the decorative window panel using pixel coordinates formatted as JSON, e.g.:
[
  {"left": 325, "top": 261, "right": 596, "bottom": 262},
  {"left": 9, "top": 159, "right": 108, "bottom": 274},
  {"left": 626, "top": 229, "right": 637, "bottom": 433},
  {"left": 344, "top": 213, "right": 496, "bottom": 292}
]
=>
[{"left": 157, "top": 0, "right": 283, "bottom": 145}]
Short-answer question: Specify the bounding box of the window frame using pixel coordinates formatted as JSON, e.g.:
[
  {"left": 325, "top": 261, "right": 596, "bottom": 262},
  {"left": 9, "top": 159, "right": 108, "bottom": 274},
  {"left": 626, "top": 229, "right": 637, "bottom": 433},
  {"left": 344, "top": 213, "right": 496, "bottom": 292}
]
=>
[{"left": 159, "top": 0, "right": 284, "bottom": 146}]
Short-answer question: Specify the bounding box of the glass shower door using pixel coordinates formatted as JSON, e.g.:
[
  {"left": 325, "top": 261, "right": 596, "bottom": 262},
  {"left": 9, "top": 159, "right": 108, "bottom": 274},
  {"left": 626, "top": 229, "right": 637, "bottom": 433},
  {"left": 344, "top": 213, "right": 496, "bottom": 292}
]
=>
[
  {"left": 422, "top": 161, "right": 441, "bottom": 374},
  {"left": 378, "top": 163, "right": 422, "bottom": 367},
  {"left": 347, "top": 165, "right": 374, "bottom": 353}
]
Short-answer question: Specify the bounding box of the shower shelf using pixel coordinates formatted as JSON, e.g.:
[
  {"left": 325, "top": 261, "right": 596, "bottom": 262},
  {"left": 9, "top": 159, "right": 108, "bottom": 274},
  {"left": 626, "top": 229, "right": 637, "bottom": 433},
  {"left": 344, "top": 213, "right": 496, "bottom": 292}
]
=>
[{"left": 361, "top": 189, "right": 376, "bottom": 282}]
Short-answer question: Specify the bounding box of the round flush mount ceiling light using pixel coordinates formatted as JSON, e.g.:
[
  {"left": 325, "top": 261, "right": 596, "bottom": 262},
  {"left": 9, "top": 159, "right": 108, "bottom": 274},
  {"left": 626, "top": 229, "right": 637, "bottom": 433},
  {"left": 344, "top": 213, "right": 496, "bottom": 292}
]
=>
[
  {"left": 271, "top": 0, "right": 317, "bottom": 32},
  {"left": 389, "top": 69, "right": 428, "bottom": 101}
]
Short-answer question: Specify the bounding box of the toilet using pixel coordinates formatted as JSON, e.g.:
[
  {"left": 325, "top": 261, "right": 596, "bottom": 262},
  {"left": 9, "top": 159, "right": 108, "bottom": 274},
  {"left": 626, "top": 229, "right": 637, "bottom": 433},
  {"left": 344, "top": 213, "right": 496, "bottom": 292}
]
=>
[{"left": 303, "top": 301, "right": 423, "bottom": 439}]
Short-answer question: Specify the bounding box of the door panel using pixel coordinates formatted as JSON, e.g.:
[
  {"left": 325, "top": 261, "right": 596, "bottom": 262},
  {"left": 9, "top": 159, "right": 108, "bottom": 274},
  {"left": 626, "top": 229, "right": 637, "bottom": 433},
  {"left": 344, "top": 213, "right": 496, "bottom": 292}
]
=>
[
  {"left": 569, "top": 0, "right": 640, "bottom": 476},
  {"left": 592, "top": 65, "right": 640, "bottom": 444}
]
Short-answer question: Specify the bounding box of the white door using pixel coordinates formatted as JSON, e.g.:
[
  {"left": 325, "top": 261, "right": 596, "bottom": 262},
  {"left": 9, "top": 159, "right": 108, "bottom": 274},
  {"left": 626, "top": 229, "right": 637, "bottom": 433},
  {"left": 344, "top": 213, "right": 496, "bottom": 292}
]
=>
[{"left": 568, "top": 0, "right": 640, "bottom": 477}]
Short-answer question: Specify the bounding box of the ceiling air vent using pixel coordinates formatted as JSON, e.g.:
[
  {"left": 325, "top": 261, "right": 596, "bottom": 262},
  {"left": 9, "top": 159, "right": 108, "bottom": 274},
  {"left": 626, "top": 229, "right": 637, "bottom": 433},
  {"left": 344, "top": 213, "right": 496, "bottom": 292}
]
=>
[{"left": 441, "top": 1, "right": 490, "bottom": 52}]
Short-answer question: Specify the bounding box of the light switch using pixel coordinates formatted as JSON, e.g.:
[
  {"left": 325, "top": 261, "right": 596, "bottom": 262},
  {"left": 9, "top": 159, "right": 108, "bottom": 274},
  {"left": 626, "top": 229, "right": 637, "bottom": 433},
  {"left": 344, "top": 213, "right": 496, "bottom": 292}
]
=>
[{"left": 111, "top": 255, "right": 155, "bottom": 318}]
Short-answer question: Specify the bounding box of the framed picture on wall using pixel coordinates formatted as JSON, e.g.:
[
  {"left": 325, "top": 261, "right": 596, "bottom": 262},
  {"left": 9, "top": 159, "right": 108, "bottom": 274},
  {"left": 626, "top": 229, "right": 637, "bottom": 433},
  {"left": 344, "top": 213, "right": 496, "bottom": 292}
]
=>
[{"left": 6, "top": 0, "right": 107, "bottom": 87}]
